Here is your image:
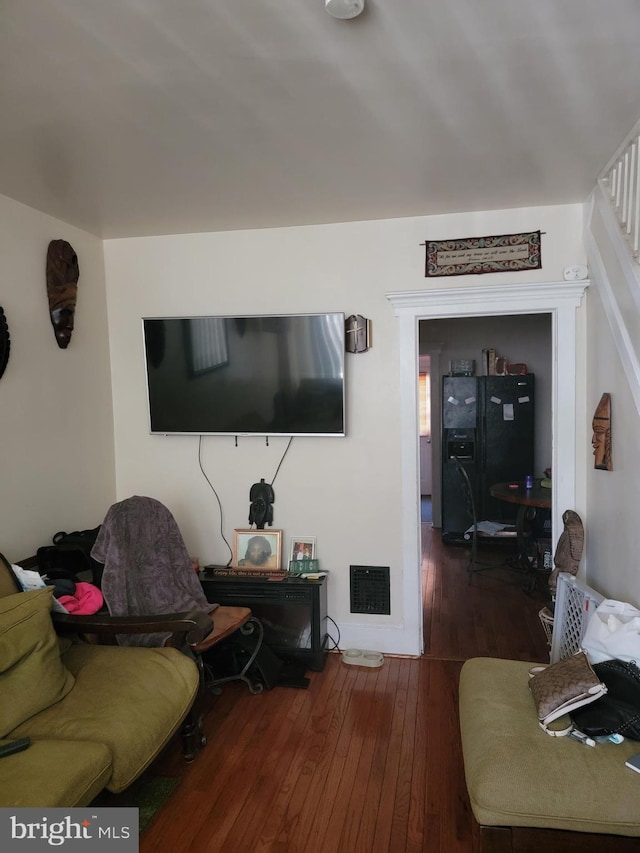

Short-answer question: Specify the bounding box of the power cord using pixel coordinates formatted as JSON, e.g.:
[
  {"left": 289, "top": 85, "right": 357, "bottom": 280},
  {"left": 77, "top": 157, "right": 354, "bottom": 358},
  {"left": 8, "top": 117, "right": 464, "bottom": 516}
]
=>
[
  {"left": 197, "top": 434, "right": 293, "bottom": 564},
  {"left": 270, "top": 436, "right": 293, "bottom": 486},
  {"left": 197, "top": 435, "right": 233, "bottom": 566},
  {"left": 325, "top": 615, "right": 342, "bottom": 653}
]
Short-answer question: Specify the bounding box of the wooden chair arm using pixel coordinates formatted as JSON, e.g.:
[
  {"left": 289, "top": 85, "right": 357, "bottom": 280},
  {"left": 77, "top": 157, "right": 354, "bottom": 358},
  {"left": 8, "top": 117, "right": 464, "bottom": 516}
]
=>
[{"left": 51, "top": 609, "right": 214, "bottom": 648}]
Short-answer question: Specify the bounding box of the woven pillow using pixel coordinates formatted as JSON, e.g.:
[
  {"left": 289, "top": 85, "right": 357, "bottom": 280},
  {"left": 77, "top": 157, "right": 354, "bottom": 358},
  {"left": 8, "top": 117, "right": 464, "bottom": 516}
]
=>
[{"left": 0, "top": 587, "right": 75, "bottom": 737}]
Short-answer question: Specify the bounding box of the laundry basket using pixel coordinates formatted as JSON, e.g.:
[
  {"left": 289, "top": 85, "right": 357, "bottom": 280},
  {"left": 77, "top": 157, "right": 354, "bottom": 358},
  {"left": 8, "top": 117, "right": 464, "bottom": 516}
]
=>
[
  {"left": 538, "top": 606, "right": 554, "bottom": 647},
  {"left": 549, "top": 573, "right": 604, "bottom": 662}
]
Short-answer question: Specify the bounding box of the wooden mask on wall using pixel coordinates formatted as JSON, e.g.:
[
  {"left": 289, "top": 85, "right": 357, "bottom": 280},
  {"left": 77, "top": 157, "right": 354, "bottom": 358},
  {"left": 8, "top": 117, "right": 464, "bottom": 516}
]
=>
[
  {"left": 46, "top": 239, "right": 79, "bottom": 349},
  {"left": 592, "top": 392, "right": 612, "bottom": 471},
  {"left": 0, "top": 307, "right": 10, "bottom": 380}
]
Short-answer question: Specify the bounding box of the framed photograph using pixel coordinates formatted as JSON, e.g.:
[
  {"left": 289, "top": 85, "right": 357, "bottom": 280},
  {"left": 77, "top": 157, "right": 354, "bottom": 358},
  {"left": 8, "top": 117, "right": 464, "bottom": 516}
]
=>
[
  {"left": 289, "top": 537, "right": 317, "bottom": 563},
  {"left": 233, "top": 529, "right": 282, "bottom": 570}
]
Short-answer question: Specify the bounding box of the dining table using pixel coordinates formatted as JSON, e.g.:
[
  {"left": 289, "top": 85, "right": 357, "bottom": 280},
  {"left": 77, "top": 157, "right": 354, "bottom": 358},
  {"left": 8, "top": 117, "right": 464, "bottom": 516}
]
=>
[{"left": 489, "top": 479, "right": 552, "bottom": 590}]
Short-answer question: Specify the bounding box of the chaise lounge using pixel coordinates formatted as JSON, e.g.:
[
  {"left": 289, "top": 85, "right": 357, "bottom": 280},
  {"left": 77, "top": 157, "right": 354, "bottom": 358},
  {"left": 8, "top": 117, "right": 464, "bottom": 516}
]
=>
[{"left": 459, "top": 655, "right": 640, "bottom": 851}]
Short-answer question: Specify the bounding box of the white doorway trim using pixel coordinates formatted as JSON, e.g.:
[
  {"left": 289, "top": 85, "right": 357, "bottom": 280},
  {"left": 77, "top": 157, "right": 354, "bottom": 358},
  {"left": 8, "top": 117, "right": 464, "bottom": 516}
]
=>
[
  {"left": 419, "top": 343, "right": 443, "bottom": 525},
  {"left": 386, "top": 280, "right": 588, "bottom": 656}
]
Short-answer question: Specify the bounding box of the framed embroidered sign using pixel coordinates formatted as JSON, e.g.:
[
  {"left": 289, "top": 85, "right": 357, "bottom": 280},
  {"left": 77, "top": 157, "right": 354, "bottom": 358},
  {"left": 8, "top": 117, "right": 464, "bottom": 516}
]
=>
[{"left": 425, "top": 230, "right": 541, "bottom": 278}]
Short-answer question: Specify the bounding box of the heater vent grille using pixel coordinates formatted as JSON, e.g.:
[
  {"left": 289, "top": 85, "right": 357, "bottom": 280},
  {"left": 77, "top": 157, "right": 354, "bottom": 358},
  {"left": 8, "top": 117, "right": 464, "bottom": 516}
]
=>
[{"left": 350, "top": 565, "right": 390, "bottom": 615}]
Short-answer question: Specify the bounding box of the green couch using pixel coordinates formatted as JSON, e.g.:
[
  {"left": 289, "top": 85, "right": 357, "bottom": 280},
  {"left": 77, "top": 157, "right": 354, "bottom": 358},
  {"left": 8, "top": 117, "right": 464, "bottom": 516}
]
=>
[
  {"left": 0, "top": 571, "right": 202, "bottom": 808},
  {"left": 459, "top": 657, "right": 640, "bottom": 852}
]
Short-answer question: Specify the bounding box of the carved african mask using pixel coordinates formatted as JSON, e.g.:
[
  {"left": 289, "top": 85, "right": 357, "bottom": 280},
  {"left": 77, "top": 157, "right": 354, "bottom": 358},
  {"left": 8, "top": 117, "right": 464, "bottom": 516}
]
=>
[
  {"left": 0, "top": 307, "right": 10, "bottom": 380},
  {"left": 248, "top": 478, "right": 275, "bottom": 529},
  {"left": 592, "top": 392, "right": 612, "bottom": 471},
  {"left": 46, "top": 239, "right": 79, "bottom": 349}
]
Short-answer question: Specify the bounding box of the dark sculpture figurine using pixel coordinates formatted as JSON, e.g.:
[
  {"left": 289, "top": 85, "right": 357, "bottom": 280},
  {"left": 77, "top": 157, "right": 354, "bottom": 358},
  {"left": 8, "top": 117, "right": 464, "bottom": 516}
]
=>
[
  {"left": 248, "top": 478, "right": 275, "bottom": 529},
  {"left": 548, "top": 509, "right": 584, "bottom": 593},
  {"left": 46, "top": 239, "right": 80, "bottom": 349}
]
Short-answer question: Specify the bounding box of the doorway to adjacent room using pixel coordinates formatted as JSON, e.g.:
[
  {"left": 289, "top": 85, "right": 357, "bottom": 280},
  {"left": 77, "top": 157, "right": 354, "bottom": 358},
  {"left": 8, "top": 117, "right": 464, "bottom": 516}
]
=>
[
  {"left": 387, "top": 280, "right": 588, "bottom": 656},
  {"left": 419, "top": 313, "right": 552, "bottom": 531}
]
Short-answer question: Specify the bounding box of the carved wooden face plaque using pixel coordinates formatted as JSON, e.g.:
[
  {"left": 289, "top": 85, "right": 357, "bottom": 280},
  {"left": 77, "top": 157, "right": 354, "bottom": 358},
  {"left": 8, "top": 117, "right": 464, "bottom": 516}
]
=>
[
  {"left": 0, "top": 307, "right": 10, "bottom": 380},
  {"left": 46, "top": 239, "right": 79, "bottom": 348},
  {"left": 592, "top": 392, "right": 612, "bottom": 471}
]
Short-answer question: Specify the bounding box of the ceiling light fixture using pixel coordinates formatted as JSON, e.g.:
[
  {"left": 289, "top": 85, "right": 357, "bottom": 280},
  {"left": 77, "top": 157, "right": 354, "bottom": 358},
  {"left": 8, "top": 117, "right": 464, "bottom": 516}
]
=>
[{"left": 325, "top": 0, "right": 365, "bottom": 20}]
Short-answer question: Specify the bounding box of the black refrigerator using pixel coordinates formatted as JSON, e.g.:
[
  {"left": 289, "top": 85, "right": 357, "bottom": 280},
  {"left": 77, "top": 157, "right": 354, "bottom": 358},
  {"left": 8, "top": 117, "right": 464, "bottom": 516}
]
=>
[{"left": 441, "top": 374, "right": 535, "bottom": 542}]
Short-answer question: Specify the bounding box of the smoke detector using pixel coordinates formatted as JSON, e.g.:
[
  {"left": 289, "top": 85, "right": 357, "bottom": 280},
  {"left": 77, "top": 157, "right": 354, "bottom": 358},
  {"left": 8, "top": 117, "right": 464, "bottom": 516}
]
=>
[
  {"left": 563, "top": 265, "right": 588, "bottom": 281},
  {"left": 325, "top": 0, "right": 365, "bottom": 19}
]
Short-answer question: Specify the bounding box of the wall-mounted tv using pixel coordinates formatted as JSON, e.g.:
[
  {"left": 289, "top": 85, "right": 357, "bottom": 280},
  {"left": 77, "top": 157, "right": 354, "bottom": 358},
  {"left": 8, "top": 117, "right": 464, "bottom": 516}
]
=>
[{"left": 142, "top": 313, "right": 345, "bottom": 437}]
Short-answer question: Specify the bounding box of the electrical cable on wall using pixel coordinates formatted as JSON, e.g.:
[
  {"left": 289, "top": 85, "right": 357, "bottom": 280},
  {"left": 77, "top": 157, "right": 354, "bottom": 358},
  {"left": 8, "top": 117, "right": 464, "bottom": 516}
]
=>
[
  {"left": 198, "top": 434, "right": 233, "bottom": 565},
  {"left": 325, "top": 614, "right": 342, "bottom": 652},
  {"left": 271, "top": 436, "right": 293, "bottom": 486},
  {"left": 197, "top": 435, "right": 294, "bottom": 560}
]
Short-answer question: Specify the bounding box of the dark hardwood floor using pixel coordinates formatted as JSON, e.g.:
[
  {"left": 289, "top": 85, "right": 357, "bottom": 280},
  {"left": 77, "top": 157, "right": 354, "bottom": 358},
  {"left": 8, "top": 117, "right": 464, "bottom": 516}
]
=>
[{"left": 137, "top": 525, "right": 550, "bottom": 852}]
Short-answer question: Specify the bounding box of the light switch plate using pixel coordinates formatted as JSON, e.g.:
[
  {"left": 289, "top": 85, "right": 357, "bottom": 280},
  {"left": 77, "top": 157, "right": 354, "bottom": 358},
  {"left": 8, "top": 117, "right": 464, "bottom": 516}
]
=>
[{"left": 563, "top": 265, "right": 588, "bottom": 281}]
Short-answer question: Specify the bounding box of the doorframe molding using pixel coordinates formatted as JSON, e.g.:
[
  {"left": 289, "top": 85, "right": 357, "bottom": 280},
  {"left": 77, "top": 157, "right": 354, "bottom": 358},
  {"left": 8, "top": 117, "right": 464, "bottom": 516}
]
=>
[
  {"left": 386, "top": 280, "right": 588, "bottom": 655},
  {"left": 419, "top": 344, "right": 443, "bottom": 525}
]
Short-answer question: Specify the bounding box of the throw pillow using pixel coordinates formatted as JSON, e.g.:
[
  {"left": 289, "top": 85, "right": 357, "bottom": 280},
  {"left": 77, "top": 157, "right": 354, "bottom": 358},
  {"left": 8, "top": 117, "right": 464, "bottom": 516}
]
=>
[{"left": 0, "top": 587, "right": 75, "bottom": 737}]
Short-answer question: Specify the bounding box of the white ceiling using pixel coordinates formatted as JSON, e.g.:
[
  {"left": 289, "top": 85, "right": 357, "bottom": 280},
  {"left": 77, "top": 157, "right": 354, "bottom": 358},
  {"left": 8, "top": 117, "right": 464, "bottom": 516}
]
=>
[{"left": 2, "top": 0, "right": 640, "bottom": 239}]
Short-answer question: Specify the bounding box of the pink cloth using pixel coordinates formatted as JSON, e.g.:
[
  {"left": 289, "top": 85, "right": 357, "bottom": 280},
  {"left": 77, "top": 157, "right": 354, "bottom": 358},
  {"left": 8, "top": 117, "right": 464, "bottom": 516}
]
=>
[{"left": 58, "top": 582, "right": 104, "bottom": 615}]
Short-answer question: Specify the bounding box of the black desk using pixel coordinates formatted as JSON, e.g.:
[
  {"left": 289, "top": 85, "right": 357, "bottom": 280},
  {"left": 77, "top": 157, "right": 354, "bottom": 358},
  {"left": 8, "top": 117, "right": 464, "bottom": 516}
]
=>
[{"left": 200, "top": 573, "right": 328, "bottom": 671}]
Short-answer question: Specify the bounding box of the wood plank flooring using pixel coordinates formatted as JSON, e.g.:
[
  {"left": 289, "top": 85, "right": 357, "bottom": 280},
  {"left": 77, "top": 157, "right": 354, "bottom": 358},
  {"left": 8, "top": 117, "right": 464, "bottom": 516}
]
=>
[{"left": 137, "top": 525, "right": 550, "bottom": 853}]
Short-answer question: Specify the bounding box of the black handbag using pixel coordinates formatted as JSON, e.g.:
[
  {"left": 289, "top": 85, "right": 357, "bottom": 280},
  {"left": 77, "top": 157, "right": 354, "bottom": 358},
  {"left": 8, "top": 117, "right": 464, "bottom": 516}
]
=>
[
  {"left": 36, "top": 526, "right": 103, "bottom": 587},
  {"left": 570, "top": 658, "right": 640, "bottom": 740}
]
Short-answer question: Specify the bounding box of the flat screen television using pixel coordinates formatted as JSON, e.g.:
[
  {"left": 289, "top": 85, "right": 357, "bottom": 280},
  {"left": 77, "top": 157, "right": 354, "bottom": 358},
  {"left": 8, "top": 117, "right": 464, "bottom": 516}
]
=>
[{"left": 142, "top": 313, "right": 345, "bottom": 436}]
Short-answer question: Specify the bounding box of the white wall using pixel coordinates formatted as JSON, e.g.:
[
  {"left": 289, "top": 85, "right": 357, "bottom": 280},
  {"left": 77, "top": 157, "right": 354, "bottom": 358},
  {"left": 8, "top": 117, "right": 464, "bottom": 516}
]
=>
[
  {"left": 4, "top": 189, "right": 633, "bottom": 647},
  {"left": 104, "top": 203, "right": 586, "bottom": 653},
  {"left": 585, "top": 201, "right": 640, "bottom": 607},
  {"left": 0, "top": 193, "right": 115, "bottom": 561}
]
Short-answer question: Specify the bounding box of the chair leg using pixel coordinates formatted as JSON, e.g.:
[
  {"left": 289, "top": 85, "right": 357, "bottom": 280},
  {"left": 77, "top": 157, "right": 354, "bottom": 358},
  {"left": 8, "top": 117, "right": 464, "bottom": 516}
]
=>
[
  {"left": 208, "top": 617, "right": 265, "bottom": 694},
  {"left": 180, "top": 709, "right": 205, "bottom": 762},
  {"left": 179, "top": 653, "right": 214, "bottom": 762},
  {"left": 467, "top": 532, "right": 478, "bottom": 583},
  {"left": 466, "top": 534, "right": 505, "bottom": 583}
]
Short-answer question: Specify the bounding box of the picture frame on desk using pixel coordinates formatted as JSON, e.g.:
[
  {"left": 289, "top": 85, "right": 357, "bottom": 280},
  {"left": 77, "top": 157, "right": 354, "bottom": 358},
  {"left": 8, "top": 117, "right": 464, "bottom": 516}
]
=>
[
  {"left": 233, "top": 529, "right": 282, "bottom": 571},
  {"left": 289, "top": 536, "right": 316, "bottom": 563}
]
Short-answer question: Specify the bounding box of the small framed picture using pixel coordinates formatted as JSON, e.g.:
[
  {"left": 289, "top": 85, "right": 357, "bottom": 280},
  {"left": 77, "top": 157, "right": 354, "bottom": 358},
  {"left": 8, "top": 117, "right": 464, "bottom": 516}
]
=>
[
  {"left": 289, "top": 537, "right": 317, "bottom": 563},
  {"left": 233, "top": 529, "right": 282, "bottom": 570}
]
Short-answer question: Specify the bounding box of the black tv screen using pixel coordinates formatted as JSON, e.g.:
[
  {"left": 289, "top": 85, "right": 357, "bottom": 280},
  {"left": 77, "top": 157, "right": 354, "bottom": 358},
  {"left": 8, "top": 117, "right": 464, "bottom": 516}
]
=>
[{"left": 142, "top": 313, "right": 345, "bottom": 436}]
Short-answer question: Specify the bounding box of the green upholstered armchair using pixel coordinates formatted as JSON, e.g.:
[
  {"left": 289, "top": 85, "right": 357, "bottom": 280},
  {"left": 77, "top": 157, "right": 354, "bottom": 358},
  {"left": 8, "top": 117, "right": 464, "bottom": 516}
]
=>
[{"left": 0, "top": 552, "right": 208, "bottom": 808}]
